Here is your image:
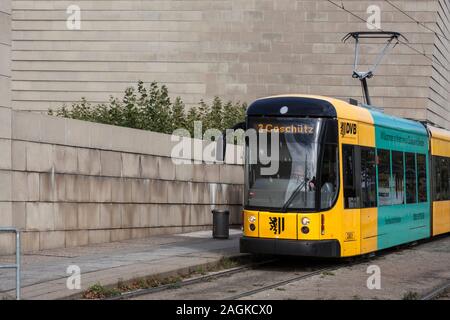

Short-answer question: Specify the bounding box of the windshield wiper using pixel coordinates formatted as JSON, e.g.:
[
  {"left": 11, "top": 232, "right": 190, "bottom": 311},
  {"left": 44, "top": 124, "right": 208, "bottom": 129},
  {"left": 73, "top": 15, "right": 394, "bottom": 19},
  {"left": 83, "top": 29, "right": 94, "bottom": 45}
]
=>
[{"left": 281, "top": 180, "right": 306, "bottom": 212}]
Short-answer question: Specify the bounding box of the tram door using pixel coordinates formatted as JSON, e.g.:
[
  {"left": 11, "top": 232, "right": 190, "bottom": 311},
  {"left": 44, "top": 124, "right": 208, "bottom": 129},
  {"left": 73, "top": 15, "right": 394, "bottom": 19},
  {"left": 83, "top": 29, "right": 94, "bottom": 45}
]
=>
[
  {"left": 341, "top": 119, "right": 378, "bottom": 256},
  {"left": 359, "top": 147, "right": 378, "bottom": 255},
  {"left": 341, "top": 144, "right": 361, "bottom": 256}
]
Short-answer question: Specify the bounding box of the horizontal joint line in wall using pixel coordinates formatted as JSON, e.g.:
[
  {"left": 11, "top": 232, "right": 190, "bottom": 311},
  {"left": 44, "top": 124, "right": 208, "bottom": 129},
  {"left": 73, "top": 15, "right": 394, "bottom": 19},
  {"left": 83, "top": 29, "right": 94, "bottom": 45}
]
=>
[
  {"left": 10, "top": 60, "right": 436, "bottom": 68},
  {"left": 6, "top": 169, "right": 243, "bottom": 187},
  {"left": 10, "top": 49, "right": 441, "bottom": 58},
  {"left": 12, "top": 10, "right": 206, "bottom": 13},
  {"left": 13, "top": 19, "right": 205, "bottom": 22},
  {"left": 22, "top": 225, "right": 243, "bottom": 233},
  {"left": 9, "top": 84, "right": 434, "bottom": 89},
  {"left": 12, "top": 85, "right": 208, "bottom": 91},
  {"left": 8, "top": 200, "right": 244, "bottom": 205}
]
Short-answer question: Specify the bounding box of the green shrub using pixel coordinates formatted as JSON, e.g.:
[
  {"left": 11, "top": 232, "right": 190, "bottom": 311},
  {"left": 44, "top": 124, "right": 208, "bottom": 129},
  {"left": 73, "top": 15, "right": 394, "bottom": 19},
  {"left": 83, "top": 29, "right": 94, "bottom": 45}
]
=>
[
  {"left": 402, "top": 291, "right": 419, "bottom": 300},
  {"left": 82, "top": 283, "right": 121, "bottom": 299},
  {"left": 48, "top": 81, "right": 246, "bottom": 137}
]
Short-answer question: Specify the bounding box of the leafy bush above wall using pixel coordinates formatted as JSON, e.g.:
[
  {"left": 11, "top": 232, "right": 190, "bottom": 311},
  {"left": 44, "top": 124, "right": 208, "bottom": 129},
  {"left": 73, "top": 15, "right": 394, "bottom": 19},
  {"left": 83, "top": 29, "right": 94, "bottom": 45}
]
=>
[{"left": 48, "top": 81, "right": 247, "bottom": 136}]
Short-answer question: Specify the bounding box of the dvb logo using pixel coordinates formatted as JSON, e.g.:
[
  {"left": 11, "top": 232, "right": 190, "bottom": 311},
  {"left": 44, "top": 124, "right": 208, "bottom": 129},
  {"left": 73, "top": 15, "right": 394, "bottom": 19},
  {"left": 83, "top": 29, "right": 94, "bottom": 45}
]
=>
[{"left": 340, "top": 122, "right": 357, "bottom": 137}]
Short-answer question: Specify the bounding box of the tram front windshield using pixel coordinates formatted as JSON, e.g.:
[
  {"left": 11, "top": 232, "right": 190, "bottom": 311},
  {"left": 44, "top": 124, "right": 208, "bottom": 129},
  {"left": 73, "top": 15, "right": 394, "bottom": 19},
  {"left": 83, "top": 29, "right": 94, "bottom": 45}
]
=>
[{"left": 245, "top": 117, "right": 338, "bottom": 211}]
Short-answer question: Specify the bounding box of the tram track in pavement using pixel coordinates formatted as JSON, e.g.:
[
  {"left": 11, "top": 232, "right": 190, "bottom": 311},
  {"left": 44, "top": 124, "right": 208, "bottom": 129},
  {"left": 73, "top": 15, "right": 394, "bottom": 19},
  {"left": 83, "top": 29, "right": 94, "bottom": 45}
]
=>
[
  {"left": 114, "top": 250, "right": 386, "bottom": 300},
  {"left": 421, "top": 281, "right": 450, "bottom": 300},
  {"left": 224, "top": 265, "right": 336, "bottom": 300},
  {"left": 223, "top": 258, "right": 450, "bottom": 301},
  {"left": 107, "top": 258, "right": 279, "bottom": 300},
  {"left": 119, "top": 258, "right": 350, "bottom": 300}
]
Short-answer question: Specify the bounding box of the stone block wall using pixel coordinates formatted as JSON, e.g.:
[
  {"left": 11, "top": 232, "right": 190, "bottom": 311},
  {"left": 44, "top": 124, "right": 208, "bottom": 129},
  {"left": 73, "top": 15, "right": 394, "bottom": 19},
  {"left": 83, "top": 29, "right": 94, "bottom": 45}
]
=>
[
  {"left": 0, "top": 0, "right": 14, "bottom": 255},
  {"left": 427, "top": 0, "right": 449, "bottom": 126},
  {"left": 0, "top": 111, "right": 244, "bottom": 254},
  {"left": 10, "top": 0, "right": 450, "bottom": 128}
]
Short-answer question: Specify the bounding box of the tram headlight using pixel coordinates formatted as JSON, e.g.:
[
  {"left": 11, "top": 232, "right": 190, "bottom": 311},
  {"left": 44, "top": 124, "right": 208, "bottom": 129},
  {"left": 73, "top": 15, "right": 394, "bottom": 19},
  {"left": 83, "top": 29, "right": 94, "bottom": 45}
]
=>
[
  {"left": 249, "top": 224, "right": 256, "bottom": 231},
  {"left": 248, "top": 215, "right": 256, "bottom": 223},
  {"left": 301, "top": 226, "right": 310, "bottom": 234},
  {"left": 301, "top": 217, "right": 310, "bottom": 226}
]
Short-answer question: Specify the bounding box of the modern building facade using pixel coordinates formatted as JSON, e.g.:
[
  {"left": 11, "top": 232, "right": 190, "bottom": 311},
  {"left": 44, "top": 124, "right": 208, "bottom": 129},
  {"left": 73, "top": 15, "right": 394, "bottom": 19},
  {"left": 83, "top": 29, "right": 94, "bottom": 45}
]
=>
[{"left": 10, "top": 0, "right": 449, "bottom": 128}]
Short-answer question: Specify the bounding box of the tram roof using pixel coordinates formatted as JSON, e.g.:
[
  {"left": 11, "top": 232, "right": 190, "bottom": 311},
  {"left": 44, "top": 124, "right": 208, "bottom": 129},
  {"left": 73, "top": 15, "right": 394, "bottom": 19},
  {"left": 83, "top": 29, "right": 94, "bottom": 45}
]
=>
[
  {"left": 249, "top": 94, "right": 428, "bottom": 136},
  {"left": 428, "top": 125, "right": 450, "bottom": 142}
]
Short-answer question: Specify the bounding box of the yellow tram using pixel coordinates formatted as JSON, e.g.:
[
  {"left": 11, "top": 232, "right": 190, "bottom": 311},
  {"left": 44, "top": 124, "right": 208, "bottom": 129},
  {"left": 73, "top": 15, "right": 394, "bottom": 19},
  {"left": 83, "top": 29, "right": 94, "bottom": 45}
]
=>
[{"left": 238, "top": 94, "right": 450, "bottom": 257}]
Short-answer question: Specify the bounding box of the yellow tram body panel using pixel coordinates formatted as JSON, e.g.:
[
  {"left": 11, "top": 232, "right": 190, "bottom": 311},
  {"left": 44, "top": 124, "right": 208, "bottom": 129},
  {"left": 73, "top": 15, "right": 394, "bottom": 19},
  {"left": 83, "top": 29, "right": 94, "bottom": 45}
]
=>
[
  {"left": 359, "top": 208, "right": 378, "bottom": 254},
  {"left": 428, "top": 125, "right": 450, "bottom": 236},
  {"left": 429, "top": 125, "right": 450, "bottom": 158},
  {"left": 243, "top": 208, "right": 375, "bottom": 257},
  {"left": 258, "top": 212, "right": 298, "bottom": 239},
  {"left": 432, "top": 201, "right": 450, "bottom": 236},
  {"left": 324, "top": 97, "right": 378, "bottom": 256}
]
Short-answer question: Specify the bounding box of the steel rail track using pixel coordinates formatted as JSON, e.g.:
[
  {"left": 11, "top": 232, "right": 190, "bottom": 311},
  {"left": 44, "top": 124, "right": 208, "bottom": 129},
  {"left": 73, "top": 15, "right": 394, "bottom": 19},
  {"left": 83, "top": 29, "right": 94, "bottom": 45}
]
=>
[
  {"left": 107, "top": 259, "right": 278, "bottom": 300},
  {"left": 112, "top": 255, "right": 365, "bottom": 300},
  {"left": 224, "top": 266, "right": 334, "bottom": 300},
  {"left": 421, "top": 281, "right": 450, "bottom": 300}
]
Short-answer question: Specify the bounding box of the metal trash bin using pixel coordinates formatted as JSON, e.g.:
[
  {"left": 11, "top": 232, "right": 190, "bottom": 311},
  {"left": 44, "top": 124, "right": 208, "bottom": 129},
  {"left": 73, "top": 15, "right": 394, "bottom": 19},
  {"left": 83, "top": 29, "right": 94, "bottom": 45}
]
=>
[{"left": 212, "top": 209, "right": 230, "bottom": 239}]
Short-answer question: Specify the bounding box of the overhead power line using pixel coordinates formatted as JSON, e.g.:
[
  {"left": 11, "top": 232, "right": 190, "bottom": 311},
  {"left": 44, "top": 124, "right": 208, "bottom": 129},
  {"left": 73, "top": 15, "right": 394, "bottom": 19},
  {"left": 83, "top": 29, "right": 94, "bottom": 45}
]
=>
[
  {"left": 325, "top": 0, "right": 449, "bottom": 72},
  {"left": 384, "top": 0, "right": 449, "bottom": 43}
]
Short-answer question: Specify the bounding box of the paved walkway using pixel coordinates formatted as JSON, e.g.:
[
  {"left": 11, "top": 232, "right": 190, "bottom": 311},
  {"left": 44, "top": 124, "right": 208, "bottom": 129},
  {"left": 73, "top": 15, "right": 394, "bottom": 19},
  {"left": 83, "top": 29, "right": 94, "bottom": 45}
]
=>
[{"left": 0, "top": 229, "right": 242, "bottom": 300}]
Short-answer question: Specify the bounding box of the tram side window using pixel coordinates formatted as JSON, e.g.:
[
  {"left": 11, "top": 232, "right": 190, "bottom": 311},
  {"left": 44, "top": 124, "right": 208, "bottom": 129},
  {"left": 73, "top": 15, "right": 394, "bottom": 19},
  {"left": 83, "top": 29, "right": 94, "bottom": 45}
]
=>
[
  {"left": 443, "top": 157, "right": 449, "bottom": 200},
  {"left": 361, "top": 147, "right": 377, "bottom": 208},
  {"left": 343, "top": 145, "right": 359, "bottom": 208},
  {"left": 320, "top": 144, "right": 338, "bottom": 209},
  {"left": 434, "top": 157, "right": 439, "bottom": 200},
  {"left": 417, "top": 154, "right": 427, "bottom": 202},
  {"left": 391, "top": 151, "right": 404, "bottom": 205},
  {"left": 405, "top": 152, "right": 417, "bottom": 204},
  {"left": 434, "top": 156, "right": 450, "bottom": 201},
  {"left": 377, "top": 149, "right": 391, "bottom": 206}
]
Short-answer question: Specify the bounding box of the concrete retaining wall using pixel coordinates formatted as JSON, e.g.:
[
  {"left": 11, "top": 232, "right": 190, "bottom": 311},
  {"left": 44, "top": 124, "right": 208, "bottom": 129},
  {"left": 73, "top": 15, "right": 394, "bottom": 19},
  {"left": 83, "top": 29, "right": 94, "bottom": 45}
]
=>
[{"left": 0, "top": 111, "right": 244, "bottom": 254}]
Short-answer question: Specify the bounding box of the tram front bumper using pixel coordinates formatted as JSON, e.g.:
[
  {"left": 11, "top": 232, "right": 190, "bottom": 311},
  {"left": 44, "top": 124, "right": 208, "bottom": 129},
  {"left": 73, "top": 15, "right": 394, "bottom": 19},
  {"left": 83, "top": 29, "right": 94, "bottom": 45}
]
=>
[{"left": 240, "top": 237, "right": 341, "bottom": 258}]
